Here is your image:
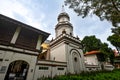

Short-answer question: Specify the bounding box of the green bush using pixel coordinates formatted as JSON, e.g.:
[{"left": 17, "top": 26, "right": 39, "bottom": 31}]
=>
[{"left": 37, "top": 69, "right": 120, "bottom": 80}]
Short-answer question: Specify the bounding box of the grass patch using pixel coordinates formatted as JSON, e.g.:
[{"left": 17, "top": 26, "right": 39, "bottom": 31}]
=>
[{"left": 37, "top": 69, "right": 120, "bottom": 80}]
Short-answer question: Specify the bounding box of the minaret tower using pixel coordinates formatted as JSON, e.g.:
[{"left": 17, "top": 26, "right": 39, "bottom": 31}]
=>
[
  {"left": 55, "top": 5, "right": 73, "bottom": 37},
  {"left": 50, "top": 5, "right": 85, "bottom": 74}
]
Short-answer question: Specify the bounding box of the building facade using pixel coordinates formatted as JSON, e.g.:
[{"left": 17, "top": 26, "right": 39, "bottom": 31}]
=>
[
  {"left": 0, "top": 7, "right": 115, "bottom": 80},
  {"left": 50, "top": 10, "right": 85, "bottom": 74},
  {"left": 84, "top": 51, "right": 114, "bottom": 71},
  {"left": 0, "top": 14, "right": 50, "bottom": 80},
  {"left": 33, "top": 9, "right": 86, "bottom": 79}
]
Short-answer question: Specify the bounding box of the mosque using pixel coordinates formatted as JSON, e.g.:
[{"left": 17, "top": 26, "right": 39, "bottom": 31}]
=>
[{"left": 0, "top": 7, "right": 113, "bottom": 80}]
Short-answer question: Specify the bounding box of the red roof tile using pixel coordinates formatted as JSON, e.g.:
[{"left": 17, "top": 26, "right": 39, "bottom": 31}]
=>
[{"left": 84, "top": 51, "right": 100, "bottom": 55}]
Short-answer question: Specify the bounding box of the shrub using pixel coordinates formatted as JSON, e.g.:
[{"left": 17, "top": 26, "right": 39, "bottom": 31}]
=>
[{"left": 37, "top": 69, "right": 120, "bottom": 80}]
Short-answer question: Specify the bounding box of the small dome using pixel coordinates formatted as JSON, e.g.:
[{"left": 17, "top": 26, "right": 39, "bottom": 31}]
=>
[{"left": 57, "top": 12, "right": 70, "bottom": 21}]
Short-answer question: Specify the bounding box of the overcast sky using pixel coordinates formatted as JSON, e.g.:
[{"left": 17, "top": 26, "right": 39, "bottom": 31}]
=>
[{"left": 0, "top": 0, "right": 115, "bottom": 49}]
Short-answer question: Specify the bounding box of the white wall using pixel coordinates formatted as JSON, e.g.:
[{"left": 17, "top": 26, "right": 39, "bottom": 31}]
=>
[
  {"left": 34, "top": 61, "right": 66, "bottom": 80},
  {"left": 34, "top": 65, "right": 51, "bottom": 79},
  {"left": 85, "top": 65, "right": 101, "bottom": 71},
  {"left": 66, "top": 43, "right": 86, "bottom": 73},
  {"left": 84, "top": 54, "right": 99, "bottom": 65},
  {"left": 0, "top": 49, "right": 37, "bottom": 80},
  {"left": 50, "top": 43, "right": 66, "bottom": 62},
  {"left": 50, "top": 37, "right": 86, "bottom": 74},
  {"left": 56, "top": 26, "right": 73, "bottom": 37}
]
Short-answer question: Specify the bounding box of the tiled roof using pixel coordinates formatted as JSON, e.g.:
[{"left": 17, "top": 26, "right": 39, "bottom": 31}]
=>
[{"left": 84, "top": 51, "right": 100, "bottom": 55}]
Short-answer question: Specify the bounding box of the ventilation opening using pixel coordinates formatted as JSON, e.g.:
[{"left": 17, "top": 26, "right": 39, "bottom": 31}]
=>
[{"left": 74, "top": 57, "right": 77, "bottom": 62}]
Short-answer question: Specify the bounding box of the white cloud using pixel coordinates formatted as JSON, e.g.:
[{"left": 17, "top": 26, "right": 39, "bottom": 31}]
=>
[
  {"left": 0, "top": 0, "right": 15, "bottom": 17},
  {"left": 0, "top": 0, "right": 46, "bottom": 30}
]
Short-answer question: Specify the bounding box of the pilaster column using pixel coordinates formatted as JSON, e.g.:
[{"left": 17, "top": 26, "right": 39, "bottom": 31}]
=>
[
  {"left": 36, "top": 35, "right": 42, "bottom": 50},
  {"left": 10, "top": 27, "right": 21, "bottom": 44}
]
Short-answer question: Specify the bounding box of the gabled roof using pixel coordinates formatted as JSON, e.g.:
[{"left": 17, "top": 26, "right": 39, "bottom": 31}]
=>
[
  {"left": 84, "top": 51, "right": 100, "bottom": 56},
  {"left": 0, "top": 14, "right": 50, "bottom": 52},
  {"left": 0, "top": 14, "right": 50, "bottom": 43}
]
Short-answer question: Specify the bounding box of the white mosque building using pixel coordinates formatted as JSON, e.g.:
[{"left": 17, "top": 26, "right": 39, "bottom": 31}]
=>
[
  {"left": 50, "top": 9, "right": 86, "bottom": 73},
  {"left": 33, "top": 7, "right": 86, "bottom": 79},
  {"left": 0, "top": 7, "right": 86, "bottom": 80},
  {"left": 0, "top": 7, "right": 113, "bottom": 80}
]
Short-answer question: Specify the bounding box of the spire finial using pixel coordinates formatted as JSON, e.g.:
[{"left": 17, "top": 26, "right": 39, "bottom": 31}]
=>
[{"left": 62, "top": 5, "right": 65, "bottom": 12}]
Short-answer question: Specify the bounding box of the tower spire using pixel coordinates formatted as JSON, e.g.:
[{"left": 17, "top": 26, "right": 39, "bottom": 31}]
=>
[{"left": 62, "top": 5, "right": 65, "bottom": 13}]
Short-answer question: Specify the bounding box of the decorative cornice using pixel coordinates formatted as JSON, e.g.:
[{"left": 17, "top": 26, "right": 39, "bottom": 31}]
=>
[
  {"left": 50, "top": 33, "right": 82, "bottom": 48},
  {"left": 38, "top": 60, "right": 67, "bottom": 63},
  {"left": 37, "top": 60, "right": 67, "bottom": 67},
  {"left": 55, "top": 22, "right": 73, "bottom": 30},
  {"left": 0, "top": 45, "right": 39, "bottom": 56}
]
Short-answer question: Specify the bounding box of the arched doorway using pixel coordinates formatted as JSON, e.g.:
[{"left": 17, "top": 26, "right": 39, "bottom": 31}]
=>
[
  {"left": 5, "top": 60, "right": 29, "bottom": 80},
  {"left": 72, "top": 52, "right": 80, "bottom": 73},
  {"left": 71, "top": 49, "right": 81, "bottom": 74}
]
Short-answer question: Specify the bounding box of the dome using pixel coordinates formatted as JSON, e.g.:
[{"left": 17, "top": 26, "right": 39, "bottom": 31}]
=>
[{"left": 57, "top": 12, "right": 70, "bottom": 21}]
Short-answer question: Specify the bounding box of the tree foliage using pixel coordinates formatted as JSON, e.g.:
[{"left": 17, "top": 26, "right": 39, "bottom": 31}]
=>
[
  {"left": 82, "top": 35, "right": 114, "bottom": 62},
  {"left": 65, "top": 0, "right": 120, "bottom": 27},
  {"left": 112, "top": 27, "right": 120, "bottom": 34},
  {"left": 81, "top": 35, "right": 101, "bottom": 52},
  {"left": 107, "top": 34, "right": 120, "bottom": 48},
  {"left": 100, "top": 43, "right": 114, "bottom": 63},
  {"left": 107, "top": 33, "right": 120, "bottom": 53}
]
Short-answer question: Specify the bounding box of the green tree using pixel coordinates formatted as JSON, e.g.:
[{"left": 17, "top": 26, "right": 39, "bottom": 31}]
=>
[
  {"left": 100, "top": 43, "right": 114, "bottom": 63},
  {"left": 64, "top": 0, "right": 120, "bottom": 27},
  {"left": 112, "top": 27, "right": 120, "bottom": 35},
  {"left": 82, "top": 35, "right": 114, "bottom": 63},
  {"left": 107, "top": 34, "right": 120, "bottom": 53},
  {"left": 82, "top": 35, "right": 101, "bottom": 52}
]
